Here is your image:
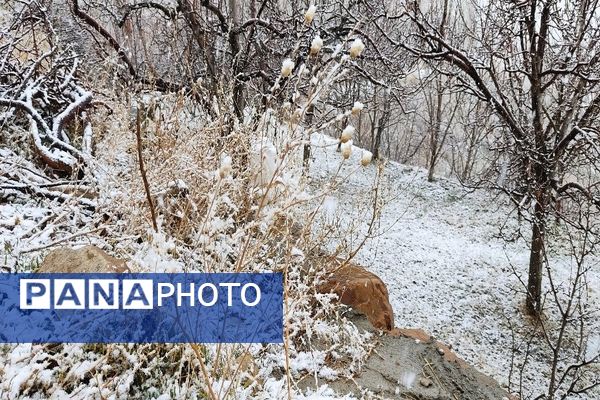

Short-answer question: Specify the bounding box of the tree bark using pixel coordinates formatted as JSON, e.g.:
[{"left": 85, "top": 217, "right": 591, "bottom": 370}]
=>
[
  {"left": 373, "top": 89, "right": 390, "bottom": 160},
  {"left": 427, "top": 86, "right": 443, "bottom": 182},
  {"left": 526, "top": 193, "right": 546, "bottom": 316},
  {"left": 302, "top": 104, "right": 315, "bottom": 174}
]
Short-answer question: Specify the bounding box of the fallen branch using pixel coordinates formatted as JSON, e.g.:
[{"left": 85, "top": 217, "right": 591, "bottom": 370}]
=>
[
  {"left": 20, "top": 227, "right": 104, "bottom": 254},
  {"left": 1, "top": 178, "right": 96, "bottom": 210}
]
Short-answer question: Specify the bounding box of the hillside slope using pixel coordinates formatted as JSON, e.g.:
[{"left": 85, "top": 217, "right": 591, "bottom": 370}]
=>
[{"left": 309, "top": 133, "right": 600, "bottom": 398}]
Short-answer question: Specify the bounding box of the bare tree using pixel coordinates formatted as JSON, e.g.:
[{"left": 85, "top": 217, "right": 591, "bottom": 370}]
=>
[
  {"left": 506, "top": 200, "right": 600, "bottom": 399},
  {"left": 423, "top": 75, "right": 461, "bottom": 181},
  {"left": 404, "top": 0, "right": 600, "bottom": 316},
  {"left": 450, "top": 100, "right": 495, "bottom": 183},
  {"left": 67, "top": 0, "right": 297, "bottom": 118}
]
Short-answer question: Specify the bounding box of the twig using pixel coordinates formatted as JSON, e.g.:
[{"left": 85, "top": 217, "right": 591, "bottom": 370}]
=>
[
  {"left": 421, "top": 356, "right": 459, "bottom": 400},
  {"left": 20, "top": 227, "right": 104, "bottom": 253},
  {"left": 1, "top": 179, "right": 96, "bottom": 210},
  {"left": 284, "top": 263, "right": 293, "bottom": 400},
  {"left": 135, "top": 108, "right": 158, "bottom": 232},
  {"left": 190, "top": 344, "right": 218, "bottom": 400}
]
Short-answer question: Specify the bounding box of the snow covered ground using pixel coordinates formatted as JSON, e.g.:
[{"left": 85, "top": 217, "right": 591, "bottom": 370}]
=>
[
  {"left": 309, "top": 134, "right": 600, "bottom": 398},
  {"left": 1, "top": 131, "right": 598, "bottom": 399}
]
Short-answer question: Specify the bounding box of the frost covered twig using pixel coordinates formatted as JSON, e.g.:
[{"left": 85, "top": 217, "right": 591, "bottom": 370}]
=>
[
  {"left": 20, "top": 227, "right": 104, "bottom": 254},
  {"left": 1, "top": 149, "right": 96, "bottom": 209}
]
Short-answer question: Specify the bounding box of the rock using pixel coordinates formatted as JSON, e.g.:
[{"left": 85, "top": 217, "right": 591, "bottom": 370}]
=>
[
  {"left": 298, "top": 314, "right": 514, "bottom": 400},
  {"left": 419, "top": 377, "right": 433, "bottom": 388},
  {"left": 318, "top": 262, "right": 394, "bottom": 331},
  {"left": 393, "top": 328, "right": 465, "bottom": 365},
  {"left": 37, "top": 245, "right": 129, "bottom": 273}
]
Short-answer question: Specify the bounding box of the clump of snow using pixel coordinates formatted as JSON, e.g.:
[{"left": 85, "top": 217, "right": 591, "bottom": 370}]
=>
[
  {"left": 304, "top": 5, "right": 317, "bottom": 25},
  {"left": 219, "top": 154, "right": 232, "bottom": 179},
  {"left": 281, "top": 58, "right": 295, "bottom": 77},
  {"left": 349, "top": 39, "right": 365, "bottom": 59},
  {"left": 133, "top": 228, "right": 184, "bottom": 272},
  {"left": 321, "top": 196, "right": 338, "bottom": 225},
  {"left": 586, "top": 334, "right": 600, "bottom": 360},
  {"left": 400, "top": 370, "right": 417, "bottom": 389},
  {"left": 251, "top": 139, "right": 278, "bottom": 186},
  {"left": 310, "top": 36, "right": 323, "bottom": 55},
  {"left": 351, "top": 102, "right": 364, "bottom": 115},
  {"left": 341, "top": 125, "right": 354, "bottom": 143},
  {"left": 288, "top": 350, "right": 339, "bottom": 380}
]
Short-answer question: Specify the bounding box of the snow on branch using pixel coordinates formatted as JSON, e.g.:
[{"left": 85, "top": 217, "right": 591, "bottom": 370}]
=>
[
  {"left": 0, "top": 13, "right": 94, "bottom": 174},
  {"left": 0, "top": 148, "right": 96, "bottom": 210},
  {"left": 51, "top": 88, "right": 93, "bottom": 139}
]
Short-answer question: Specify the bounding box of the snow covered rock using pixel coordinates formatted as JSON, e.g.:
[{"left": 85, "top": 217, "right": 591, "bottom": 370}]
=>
[
  {"left": 299, "top": 313, "right": 514, "bottom": 400},
  {"left": 319, "top": 262, "right": 394, "bottom": 331},
  {"left": 38, "top": 245, "right": 129, "bottom": 273}
]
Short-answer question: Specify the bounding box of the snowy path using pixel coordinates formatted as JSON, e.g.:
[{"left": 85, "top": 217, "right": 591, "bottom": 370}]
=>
[{"left": 310, "top": 134, "right": 600, "bottom": 396}]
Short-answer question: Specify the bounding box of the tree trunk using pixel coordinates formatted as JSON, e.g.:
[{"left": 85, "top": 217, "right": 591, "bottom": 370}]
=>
[
  {"left": 372, "top": 120, "right": 383, "bottom": 160},
  {"left": 427, "top": 151, "right": 436, "bottom": 182},
  {"left": 427, "top": 87, "right": 443, "bottom": 182},
  {"left": 228, "top": 0, "right": 244, "bottom": 119},
  {"left": 526, "top": 198, "right": 546, "bottom": 316},
  {"left": 302, "top": 104, "right": 315, "bottom": 174},
  {"left": 427, "top": 0, "right": 449, "bottom": 182},
  {"left": 373, "top": 89, "right": 390, "bottom": 160}
]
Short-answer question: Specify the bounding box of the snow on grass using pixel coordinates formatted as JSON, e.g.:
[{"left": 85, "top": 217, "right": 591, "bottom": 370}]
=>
[
  {"left": 309, "top": 133, "right": 600, "bottom": 398},
  {"left": 1, "top": 126, "right": 597, "bottom": 398}
]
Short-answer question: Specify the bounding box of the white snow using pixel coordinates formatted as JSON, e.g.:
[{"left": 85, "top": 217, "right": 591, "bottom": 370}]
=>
[
  {"left": 586, "top": 334, "right": 600, "bottom": 360},
  {"left": 250, "top": 139, "right": 278, "bottom": 186},
  {"left": 309, "top": 133, "right": 600, "bottom": 398},
  {"left": 399, "top": 370, "right": 417, "bottom": 389},
  {"left": 1, "top": 126, "right": 598, "bottom": 399}
]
